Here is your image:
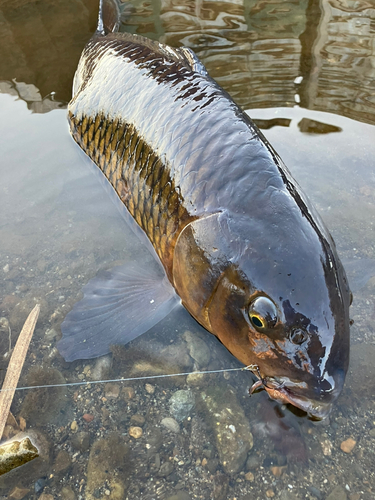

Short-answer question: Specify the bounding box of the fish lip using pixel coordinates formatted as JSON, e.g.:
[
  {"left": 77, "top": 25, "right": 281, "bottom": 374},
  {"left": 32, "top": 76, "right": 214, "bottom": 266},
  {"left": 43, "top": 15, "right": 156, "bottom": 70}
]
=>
[
  {"left": 249, "top": 374, "right": 333, "bottom": 419},
  {"left": 263, "top": 384, "right": 333, "bottom": 420}
]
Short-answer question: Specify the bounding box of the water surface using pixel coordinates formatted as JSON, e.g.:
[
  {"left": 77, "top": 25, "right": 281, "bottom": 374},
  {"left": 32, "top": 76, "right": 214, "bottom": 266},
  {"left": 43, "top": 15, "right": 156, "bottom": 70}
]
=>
[{"left": 0, "top": 0, "right": 374, "bottom": 499}]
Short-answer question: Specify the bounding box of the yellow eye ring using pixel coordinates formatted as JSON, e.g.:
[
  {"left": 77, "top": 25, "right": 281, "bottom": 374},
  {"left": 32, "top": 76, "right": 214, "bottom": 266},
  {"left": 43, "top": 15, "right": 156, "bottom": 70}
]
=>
[
  {"left": 250, "top": 314, "right": 265, "bottom": 329},
  {"left": 248, "top": 296, "right": 278, "bottom": 331}
]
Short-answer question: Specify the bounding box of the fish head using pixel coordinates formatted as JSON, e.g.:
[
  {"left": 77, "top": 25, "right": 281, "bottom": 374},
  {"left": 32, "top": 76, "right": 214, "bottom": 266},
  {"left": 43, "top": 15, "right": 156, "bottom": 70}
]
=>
[{"left": 173, "top": 210, "right": 351, "bottom": 419}]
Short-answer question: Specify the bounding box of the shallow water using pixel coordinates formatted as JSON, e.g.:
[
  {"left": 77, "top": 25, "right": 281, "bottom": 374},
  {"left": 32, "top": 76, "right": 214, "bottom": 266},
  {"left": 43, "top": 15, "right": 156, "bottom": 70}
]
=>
[{"left": 0, "top": 0, "right": 375, "bottom": 499}]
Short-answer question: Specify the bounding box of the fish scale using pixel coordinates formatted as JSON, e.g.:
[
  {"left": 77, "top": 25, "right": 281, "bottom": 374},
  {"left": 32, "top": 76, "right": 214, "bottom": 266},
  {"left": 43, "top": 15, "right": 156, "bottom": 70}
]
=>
[
  {"left": 58, "top": 0, "right": 351, "bottom": 419},
  {"left": 69, "top": 111, "right": 194, "bottom": 277}
]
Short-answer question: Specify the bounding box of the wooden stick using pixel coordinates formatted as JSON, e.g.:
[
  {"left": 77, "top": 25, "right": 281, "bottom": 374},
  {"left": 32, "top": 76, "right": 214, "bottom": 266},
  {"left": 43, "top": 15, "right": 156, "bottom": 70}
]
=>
[{"left": 0, "top": 304, "right": 40, "bottom": 440}]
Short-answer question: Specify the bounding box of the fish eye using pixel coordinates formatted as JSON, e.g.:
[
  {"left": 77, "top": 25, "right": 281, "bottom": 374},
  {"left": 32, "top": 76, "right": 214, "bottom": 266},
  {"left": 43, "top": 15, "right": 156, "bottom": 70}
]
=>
[
  {"left": 249, "top": 297, "right": 278, "bottom": 331},
  {"left": 289, "top": 328, "right": 308, "bottom": 345}
]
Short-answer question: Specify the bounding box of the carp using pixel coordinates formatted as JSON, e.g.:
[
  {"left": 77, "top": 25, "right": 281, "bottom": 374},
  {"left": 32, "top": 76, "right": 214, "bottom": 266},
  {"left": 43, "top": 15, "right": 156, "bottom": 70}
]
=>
[{"left": 57, "top": 0, "right": 351, "bottom": 419}]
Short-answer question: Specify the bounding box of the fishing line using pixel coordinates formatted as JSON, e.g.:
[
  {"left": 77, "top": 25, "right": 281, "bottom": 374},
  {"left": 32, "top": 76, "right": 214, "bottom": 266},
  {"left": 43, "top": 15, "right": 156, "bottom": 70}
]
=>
[{"left": 0, "top": 366, "right": 256, "bottom": 393}]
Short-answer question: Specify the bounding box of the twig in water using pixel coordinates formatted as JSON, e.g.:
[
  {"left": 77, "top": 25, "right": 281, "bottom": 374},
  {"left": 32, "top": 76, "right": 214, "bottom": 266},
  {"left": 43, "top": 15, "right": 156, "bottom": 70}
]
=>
[{"left": 0, "top": 304, "right": 40, "bottom": 441}]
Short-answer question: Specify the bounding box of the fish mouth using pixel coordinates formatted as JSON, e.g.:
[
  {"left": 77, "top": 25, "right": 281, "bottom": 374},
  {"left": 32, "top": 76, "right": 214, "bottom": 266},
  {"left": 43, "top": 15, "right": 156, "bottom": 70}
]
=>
[{"left": 248, "top": 369, "right": 333, "bottom": 420}]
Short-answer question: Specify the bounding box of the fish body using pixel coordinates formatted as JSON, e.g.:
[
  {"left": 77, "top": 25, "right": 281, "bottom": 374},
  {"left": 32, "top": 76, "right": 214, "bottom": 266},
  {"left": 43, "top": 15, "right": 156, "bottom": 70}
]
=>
[{"left": 58, "top": 0, "right": 351, "bottom": 419}]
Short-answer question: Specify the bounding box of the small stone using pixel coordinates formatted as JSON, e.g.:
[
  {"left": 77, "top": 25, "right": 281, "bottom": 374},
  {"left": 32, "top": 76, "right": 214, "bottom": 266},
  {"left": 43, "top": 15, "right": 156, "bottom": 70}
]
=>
[
  {"left": 71, "top": 431, "right": 90, "bottom": 453},
  {"left": 206, "top": 458, "right": 219, "bottom": 473},
  {"left": 340, "top": 438, "right": 356, "bottom": 453},
  {"left": 39, "top": 494, "right": 54, "bottom": 500},
  {"left": 3, "top": 264, "right": 9, "bottom": 273},
  {"left": 201, "top": 457, "right": 208, "bottom": 467},
  {"left": 130, "top": 414, "right": 146, "bottom": 427},
  {"left": 158, "top": 461, "right": 174, "bottom": 477},
  {"left": 245, "top": 472, "right": 254, "bottom": 482},
  {"left": 82, "top": 414, "right": 94, "bottom": 423},
  {"left": 161, "top": 417, "right": 180, "bottom": 433},
  {"left": 9, "top": 487, "right": 30, "bottom": 500},
  {"left": 199, "top": 385, "right": 253, "bottom": 474},
  {"left": 122, "top": 386, "right": 135, "bottom": 400},
  {"left": 44, "top": 328, "right": 57, "bottom": 340},
  {"left": 70, "top": 421, "right": 78, "bottom": 432},
  {"left": 212, "top": 473, "right": 229, "bottom": 500},
  {"left": 321, "top": 438, "right": 332, "bottom": 456},
  {"left": 89, "top": 355, "right": 112, "bottom": 381},
  {"left": 245, "top": 454, "right": 260, "bottom": 470},
  {"left": 266, "top": 490, "right": 275, "bottom": 498},
  {"left": 53, "top": 450, "right": 71, "bottom": 473},
  {"left": 169, "top": 390, "right": 195, "bottom": 422},
  {"left": 182, "top": 330, "right": 211, "bottom": 368},
  {"left": 307, "top": 485, "right": 322, "bottom": 499},
  {"left": 129, "top": 426, "right": 143, "bottom": 439},
  {"left": 145, "top": 383, "right": 155, "bottom": 394},
  {"left": 326, "top": 485, "right": 348, "bottom": 500},
  {"left": 369, "top": 428, "right": 375, "bottom": 437},
  {"left": 104, "top": 383, "right": 120, "bottom": 398},
  {"left": 270, "top": 465, "right": 286, "bottom": 477}
]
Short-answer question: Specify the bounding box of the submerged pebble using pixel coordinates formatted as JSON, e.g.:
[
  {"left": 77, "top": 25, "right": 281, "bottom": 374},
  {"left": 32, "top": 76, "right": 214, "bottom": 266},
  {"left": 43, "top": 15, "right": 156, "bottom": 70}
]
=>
[
  {"left": 161, "top": 417, "right": 180, "bottom": 433},
  {"left": 169, "top": 390, "right": 195, "bottom": 422},
  {"left": 199, "top": 385, "right": 253, "bottom": 474}
]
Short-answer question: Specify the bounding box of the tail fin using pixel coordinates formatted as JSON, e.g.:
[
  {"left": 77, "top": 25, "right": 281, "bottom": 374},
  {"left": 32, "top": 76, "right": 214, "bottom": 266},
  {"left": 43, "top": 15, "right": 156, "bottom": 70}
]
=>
[{"left": 97, "top": 0, "right": 132, "bottom": 35}]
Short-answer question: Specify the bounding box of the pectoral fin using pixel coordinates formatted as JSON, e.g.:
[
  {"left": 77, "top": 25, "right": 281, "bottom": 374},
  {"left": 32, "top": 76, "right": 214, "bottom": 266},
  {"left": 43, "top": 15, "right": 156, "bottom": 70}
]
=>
[{"left": 57, "top": 262, "right": 179, "bottom": 361}]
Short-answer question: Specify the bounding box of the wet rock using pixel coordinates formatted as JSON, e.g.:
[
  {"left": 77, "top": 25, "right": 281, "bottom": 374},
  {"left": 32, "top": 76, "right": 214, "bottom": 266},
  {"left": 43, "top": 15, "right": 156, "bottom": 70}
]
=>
[
  {"left": 165, "top": 492, "right": 191, "bottom": 500},
  {"left": 129, "top": 426, "right": 143, "bottom": 439},
  {"left": 104, "top": 383, "right": 120, "bottom": 399},
  {"left": 245, "top": 471, "right": 254, "bottom": 481},
  {"left": 71, "top": 431, "right": 90, "bottom": 453},
  {"left": 326, "top": 485, "right": 348, "bottom": 500},
  {"left": 60, "top": 486, "right": 76, "bottom": 500},
  {"left": 340, "top": 438, "right": 356, "bottom": 453},
  {"left": 8, "top": 487, "right": 30, "bottom": 500},
  {"left": 130, "top": 414, "right": 145, "bottom": 427},
  {"left": 145, "top": 383, "right": 155, "bottom": 394},
  {"left": 321, "top": 438, "right": 333, "bottom": 456},
  {"left": 145, "top": 428, "right": 163, "bottom": 454},
  {"left": 182, "top": 330, "right": 211, "bottom": 368},
  {"left": 212, "top": 473, "right": 229, "bottom": 500},
  {"left": 70, "top": 421, "right": 78, "bottom": 432},
  {"left": 169, "top": 390, "right": 195, "bottom": 422},
  {"left": 9, "top": 297, "right": 48, "bottom": 332},
  {"left": 86, "top": 434, "right": 129, "bottom": 500},
  {"left": 160, "top": 341, "right": 193, "bottom": 370},
  {"left": 0, "top": 438, "right": 38, "bottom": 475},
  {"left": 161, "top": 417, "right": 180, "bottom": 433},
  {"left": 199, "top": 385, "right": 253, "bottom": 474},
  {"left": 158, "top": 461, "right": 174, "bottom": 477},
  {"left": 266, "top": 490, "right": 275, "bottom": 498},
  {"left": 122, "top": 386, "right": 135, "bottom": 400},
  {"left": 307, "top": 485, "right": 323, "bottom": 499},
  {"left": 20, "top": 367, "right": 71, "bottom": 426},
  {"left": 369, "top": 428, "right": 375, "bottom": 437},
  {"left": 53, "top": 450, "right": 71, "bottom": 474},
  {"left": 0, "top": 430, "right": 51, "bottom": 490},
  {"left": 346, "top": 343, "right": 375, "bottom": 396},
  {"left": 205, "top": 458, "right": 219, "bottom": 473},
  {"left": 245, "top": 454, "right": 261, "bottom": 470},
  {"left": 39, "top": 494, "right": 53, "bottom": 500},
  {"left": 34, "top": 478, "right": 45, "bottom": 493},
  {"left": 89, "top": 355, "right": 112, "bottom": 381}
]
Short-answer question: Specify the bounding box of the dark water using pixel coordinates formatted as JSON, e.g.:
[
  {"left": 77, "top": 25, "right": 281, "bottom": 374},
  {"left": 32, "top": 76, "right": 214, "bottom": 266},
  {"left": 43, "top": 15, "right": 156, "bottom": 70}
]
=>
[{"left": 0, "top": 0, "right": 375, "bottom": 499}]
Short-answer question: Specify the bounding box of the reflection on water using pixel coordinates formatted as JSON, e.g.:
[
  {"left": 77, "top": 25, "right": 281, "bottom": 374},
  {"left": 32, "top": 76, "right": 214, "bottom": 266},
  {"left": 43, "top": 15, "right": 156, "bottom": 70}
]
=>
[
  {"left": 0, "top": 0, "right": 375, "bottom": 498},
  {"left": 0, "top": 0, "right": 374, "bottom": 123}
]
